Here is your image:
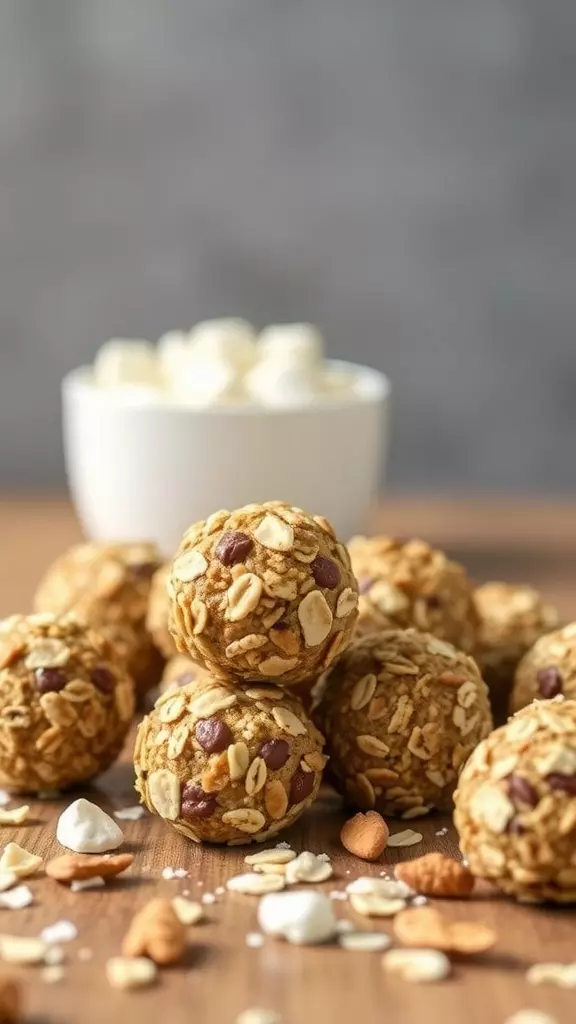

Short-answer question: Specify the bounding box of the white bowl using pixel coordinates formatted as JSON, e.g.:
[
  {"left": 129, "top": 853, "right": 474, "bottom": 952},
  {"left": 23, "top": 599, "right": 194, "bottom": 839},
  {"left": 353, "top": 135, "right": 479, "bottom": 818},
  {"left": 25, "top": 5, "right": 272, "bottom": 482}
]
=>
[{"left": 62, "top": 360, "right": 390, "bottom": 555}]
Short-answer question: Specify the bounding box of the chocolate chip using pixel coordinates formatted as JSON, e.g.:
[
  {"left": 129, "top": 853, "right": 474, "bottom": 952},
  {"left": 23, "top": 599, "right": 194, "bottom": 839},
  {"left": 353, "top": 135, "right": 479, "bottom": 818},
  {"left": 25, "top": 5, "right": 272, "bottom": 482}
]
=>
[
  {"left": 358, "top": 577, "right": 373, "bottom": 594},
  {"left": 310, "top": 555, "right": 340, "bottom": 590},
  {"left": 507, "top": 774, "right": 538, "bottom": 807},
  {"left": 195, "top": 717, "right": 233, "bottom": 754},
  {"left": 90, "top": 667, "right": 115, "bottom": 694},
  {"left": 215, "top": 531, "right": 253, "bottom": 566},
  {"left": 35, "top": 668, "right": 66, "bottom": 693},
  {"left": 129, "top": 561, "right": 159, "bottom": 579},
  {"left": 425, "top": 594, "right": 442, "bottom": 609},
  {"left": 258, "top": 738, "right": 290, "bottom": 770},
  {"left": 181, "top": 783, "right": 217, "bottom": 819},
  {"left": 537, "top": 666, "right": 563, "bottom": 698},
  {"left": 289, "top": 768, "right": 315, "bottom": 806},
  {"left": 546, "top": 772, "right": 576, "bottom": 795}
]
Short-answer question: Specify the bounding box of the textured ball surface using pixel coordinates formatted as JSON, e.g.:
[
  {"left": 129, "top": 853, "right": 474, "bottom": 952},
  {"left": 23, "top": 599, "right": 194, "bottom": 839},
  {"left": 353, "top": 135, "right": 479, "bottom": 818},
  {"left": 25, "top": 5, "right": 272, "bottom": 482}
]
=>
[
  {"left": 168, "top": 502, "right": 358, "bottom": 686},
  {"left": 511, "top": 623, "right": 576, "bottom": 715},
  {"left": 0, "top": 613, "right": 134, "bottom": 791},
  {"left": 134, "top": 676, "right": 326, "bottom": 844},
  {"left": 316, "top": 629, "right": 492, "bottom": 817},
  {"left": 454, "top": 698, "right": 576, "bottom": 903}
]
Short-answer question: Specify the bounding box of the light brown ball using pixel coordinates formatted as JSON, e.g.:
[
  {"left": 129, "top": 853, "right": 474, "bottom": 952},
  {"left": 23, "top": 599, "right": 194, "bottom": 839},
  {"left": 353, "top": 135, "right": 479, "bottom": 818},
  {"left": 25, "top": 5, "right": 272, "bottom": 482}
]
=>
[
  {"left": 147, "top": 564, "right": 178, "bottom": 660},
  {"left": 349, "top": 536, "right": 478, "bottom": 652},
  {"left": 168, "top": 502, "right": 358, "bottom": 687},
  {"left": 134, "top": 676, "right": 326, "bottom": 844},
  {"left": 454, "top": 698, "right": 576, "bottom": 903},
  {"left": 315, "top": 629, "right": 492, "bottom": 817},
  {"left": 0, "top": 613, "right": 134, "bottom": 792},
  {"left": 35, "top": 542, "right": 164, "bottom": 699},
  {"left": 475, "top": 582, "right": 559, "bottom": 723},
  {"left": 511, "top": 623, "right": 576, "bottom": 715}
]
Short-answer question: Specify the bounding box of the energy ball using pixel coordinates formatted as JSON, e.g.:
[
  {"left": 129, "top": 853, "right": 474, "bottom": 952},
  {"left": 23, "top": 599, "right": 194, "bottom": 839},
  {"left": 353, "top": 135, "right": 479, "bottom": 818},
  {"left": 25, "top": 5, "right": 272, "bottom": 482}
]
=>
[
  {"left": 147, "top": 564, "right": 177, "bottom": 659},
  {"left": 511, "top": 623, "right": 576, "bottom": 715},
  {"left": 475, "top": 582, "right": 559, "bottom": 723},
  {"left": 168, "top": 502, "right": 358, "bottom": 686},
  {"left": 315, "top": 629, "right": 492, "bottom": 817},
  {"left": 0, "top": 613, "right": 134, "bottom": 792},
  {"left": 454, "top": 698, "right": 576, "bottom": 903},
  {"left": 35, "top": 541, "right": 164, "bottom": 699},
  {"left": 134, "top": 676, "right": 326, "bottom": 845},
  {"left": 348, "top": 536, "right": 478, "bottom": 653}
]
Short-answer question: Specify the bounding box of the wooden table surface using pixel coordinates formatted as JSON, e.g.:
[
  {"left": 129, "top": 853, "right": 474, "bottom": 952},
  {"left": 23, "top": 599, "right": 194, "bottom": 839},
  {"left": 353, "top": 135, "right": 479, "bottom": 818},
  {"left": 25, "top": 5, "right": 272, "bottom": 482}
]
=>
[{"left": 0, "top": 495, "right": 575, "bottom": 1024}]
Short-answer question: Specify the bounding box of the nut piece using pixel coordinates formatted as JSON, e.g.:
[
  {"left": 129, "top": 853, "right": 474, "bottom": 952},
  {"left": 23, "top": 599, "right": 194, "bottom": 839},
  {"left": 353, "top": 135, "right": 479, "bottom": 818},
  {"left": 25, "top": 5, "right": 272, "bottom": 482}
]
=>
[
  {"left": 122, "top": 899, "right": 187, "bottom": 966},
  {"left": 340, "top": 811, "right": 389, "bottom": 861},
  {"left": 46, "top": 852, "right": 134, "bottom": 884},
  {"left": 395, "top": 853, "right": 475, "bottom": 898},
  {"left": 393, "top": 906, "right": 496, "bottom": 955},
  {"left": 106, "top": 956, "right": 157, "bottom": 990},
  {"left": 167, "top": 502, "right": 358, "bottom": 687}
]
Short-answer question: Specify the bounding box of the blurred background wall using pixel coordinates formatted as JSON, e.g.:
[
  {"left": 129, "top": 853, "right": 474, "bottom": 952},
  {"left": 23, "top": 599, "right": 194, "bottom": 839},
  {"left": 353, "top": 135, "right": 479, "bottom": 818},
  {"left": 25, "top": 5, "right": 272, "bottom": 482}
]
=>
[{"left": 0, "top": 0, "right": 575, "bottom": 492}]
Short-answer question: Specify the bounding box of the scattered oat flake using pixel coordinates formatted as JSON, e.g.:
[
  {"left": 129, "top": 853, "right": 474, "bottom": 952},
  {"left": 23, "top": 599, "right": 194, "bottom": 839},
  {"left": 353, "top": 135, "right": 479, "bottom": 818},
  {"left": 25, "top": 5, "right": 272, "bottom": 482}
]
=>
[
  {"left": 387, "top": 830, "right": 423, "bottom": 848},
  {"left": 227, "top": 873, "right": 285, "bottom": 896},
  {"left": 0, "top": 805, "right": 30, "bottom": 825},
  {"left": 42, "top": 965, "right": 65, "bottom": 984},
  {"left": 106, "top": 956, "right": 157, "bottom": 990},
  {"left": 339, "top": 932, "right": 392, "bottom": 953},
  {"left": 526, "top": 962, "right": 576, "bottom": 988},
  {"left": 285, "top": 852, "right": 333, "bottom": 884},
  {"left": 161, "top": 866, "right": 188, "bottom": 880},
  {"left": 201, "top": 892, "right": 216, "bottom": 905},
  {"left": 172, "top": 897, "right": 203, "bottom": 926},
  {"left": 113, "top": 806, "right": 147, "bottom": 821},
  {"left": 350, "top": 894, "right": 407, "bottom": 918},
  {"left": 0, "top": 934, "right": 48, "bottom": 964},
  {"left": 245, "top": 848, "right": 296, "bottom": 866},
  {"left": 71, "top": 877, "right": 106, "bottom": 892},
  {"left": 0, "top": 885, "right": 33, "bottom": 910},
  {"left": 0, "top": 843, "right": 42, "bottom": 878},
  {"left": 505, "top": 1013, "right": 559, "bottom": 1024},
  {"left": 40, "top": 920, "right": 78, "bottom": 944},
  {"left": 236, "top": 1010, "right": 281, "bottom": 1024},
  {"left": 246, "top": 932, "right": 265, "bottom": 948},
  {"left": 382, "top": 948, "right": 451, "bottom": 983},
  {"left": 346, "top": 878, "right": 412, "bottom": 899}
]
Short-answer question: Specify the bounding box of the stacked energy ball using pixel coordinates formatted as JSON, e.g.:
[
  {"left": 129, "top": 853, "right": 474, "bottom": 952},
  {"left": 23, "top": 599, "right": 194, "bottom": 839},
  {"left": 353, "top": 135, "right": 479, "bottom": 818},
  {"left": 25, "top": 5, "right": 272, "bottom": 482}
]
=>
[{"left": 134, "top": 502, "right": 358, "bottom": 844}]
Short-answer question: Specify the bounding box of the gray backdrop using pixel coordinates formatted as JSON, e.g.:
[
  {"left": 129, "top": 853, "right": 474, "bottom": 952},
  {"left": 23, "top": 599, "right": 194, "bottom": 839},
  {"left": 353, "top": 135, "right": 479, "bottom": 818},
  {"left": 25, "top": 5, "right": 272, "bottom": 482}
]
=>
[{"left": 1, "top": 0, "right": 575, "bottom": 491}]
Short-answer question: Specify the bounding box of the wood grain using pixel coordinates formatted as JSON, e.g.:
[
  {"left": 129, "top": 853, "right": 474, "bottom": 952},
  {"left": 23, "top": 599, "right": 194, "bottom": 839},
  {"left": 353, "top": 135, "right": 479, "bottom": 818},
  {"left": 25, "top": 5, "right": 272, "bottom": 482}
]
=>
[{"left": 0, "top": 496, "right": 574, "bottom": 1024}]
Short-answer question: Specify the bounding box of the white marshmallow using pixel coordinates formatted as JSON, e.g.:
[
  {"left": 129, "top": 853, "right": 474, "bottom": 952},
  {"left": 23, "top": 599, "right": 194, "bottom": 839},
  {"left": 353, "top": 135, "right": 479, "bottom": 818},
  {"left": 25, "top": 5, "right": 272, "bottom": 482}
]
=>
[
  {"left": 257, "top": 323, "right": 324, "bottom": 368},
  {"left": 93, "top": 339, "right": 160, "bottom": 389},
  {"left": 257, "top": 890, "right": 337, "bottom": 945},
  {"left": 171, "top": 356, "right": 246, "bottom": 406},
  {"left": 188, "top": 318, "right": 257, "bottom": 373},
  {"left": 245, "top": 361, "right": 319, "bottom": 407},
  {"left": 157, "top": 331, "right": 190, "bottom": 383},
  {"left": 56, "top": 799, "right": 124, "bottom": 854}
]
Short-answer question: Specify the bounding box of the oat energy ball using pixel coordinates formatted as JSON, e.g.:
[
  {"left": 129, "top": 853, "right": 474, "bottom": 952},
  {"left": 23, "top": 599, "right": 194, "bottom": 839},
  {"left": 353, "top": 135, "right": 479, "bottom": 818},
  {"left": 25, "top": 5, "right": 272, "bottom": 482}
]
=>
[
  {"left": 0, "top": 613, "right": 135, "bottom": 792},
  {"left": 316, "top": 629, "right": 492, "bottom": 817},
  {"left": 134, "top": 676, "right": 326, "bottom": 844},
  {"left": 455, "top": 698, "right": 576, "bottom": 903},
  {"left": 35, "top": 542, "right": 164, "bottom": 698},
  {"left": 168, "top": 502, "right": 358, "bottom": 686},
  {"left": 475, "top": 582, "right": 559, "bottom": 722},
  {"left": 511, "top": 623, "right": 576, "bottom": 715},
  {"left": 349, "top": 536, "right": 478, "bottom": 653},
  {"left": 147, "top": 564, "right": 177, "bottom": 660}
]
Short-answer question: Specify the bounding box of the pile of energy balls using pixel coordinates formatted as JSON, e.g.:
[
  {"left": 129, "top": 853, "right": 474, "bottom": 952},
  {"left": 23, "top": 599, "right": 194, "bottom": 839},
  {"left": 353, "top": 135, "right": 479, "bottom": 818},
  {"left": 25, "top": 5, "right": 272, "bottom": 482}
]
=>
[{"left": 1, "top": 500, "right": 574, "bottom": 905}]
